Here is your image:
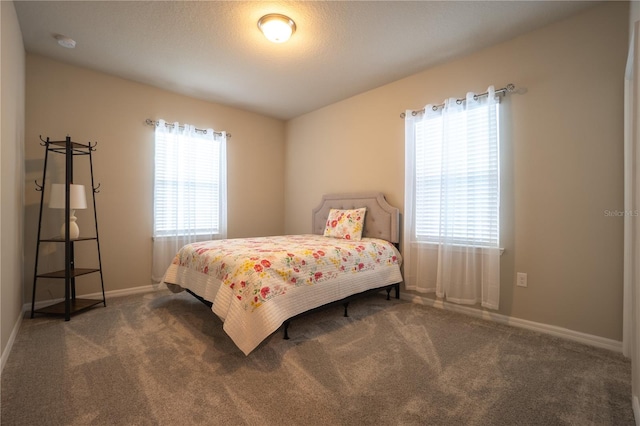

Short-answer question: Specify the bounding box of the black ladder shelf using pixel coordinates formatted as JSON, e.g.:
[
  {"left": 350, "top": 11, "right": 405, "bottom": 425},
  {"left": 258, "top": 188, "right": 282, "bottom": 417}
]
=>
[{"left": 31, "top": 136, "right": 106, "bottom": 321}]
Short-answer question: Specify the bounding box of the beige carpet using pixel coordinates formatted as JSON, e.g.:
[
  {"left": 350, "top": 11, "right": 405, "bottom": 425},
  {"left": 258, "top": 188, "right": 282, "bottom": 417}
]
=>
[{"left": 1, "top": 289, "right": 634, "bottom": 425}]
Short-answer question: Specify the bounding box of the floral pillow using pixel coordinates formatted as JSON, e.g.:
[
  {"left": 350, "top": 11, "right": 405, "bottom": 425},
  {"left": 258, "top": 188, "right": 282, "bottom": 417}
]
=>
[{"left": 323, "top": 208, "right": 366, "bottom": 241}]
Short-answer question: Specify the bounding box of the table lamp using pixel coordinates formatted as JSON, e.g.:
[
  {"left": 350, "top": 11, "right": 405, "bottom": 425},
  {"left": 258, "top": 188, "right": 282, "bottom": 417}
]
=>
[{"left": 49, "top": 183, "right": 87, "bottom": 239}]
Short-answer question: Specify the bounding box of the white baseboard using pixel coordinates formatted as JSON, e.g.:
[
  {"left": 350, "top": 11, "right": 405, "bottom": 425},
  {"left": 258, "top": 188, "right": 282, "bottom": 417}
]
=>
[
  {"left": 401, "top": 293, "right": 623, "bottom": 353},
  {"left": 0, "top": 310, "right": 24, "bottom": 375},
  {"left": 79, "top": 283, "right": 163, "bottom": 302},
  {"left": 633, "top": 395, "right": 639, "bottom": 426}
]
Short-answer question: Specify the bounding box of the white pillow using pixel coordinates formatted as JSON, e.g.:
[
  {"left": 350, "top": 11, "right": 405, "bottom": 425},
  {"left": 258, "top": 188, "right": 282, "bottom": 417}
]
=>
[{"left": 323, "top": 208, "right": 366, "bottom": 241}]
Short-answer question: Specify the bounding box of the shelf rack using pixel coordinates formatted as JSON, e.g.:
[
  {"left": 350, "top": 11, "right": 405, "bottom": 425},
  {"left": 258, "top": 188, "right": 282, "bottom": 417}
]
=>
[{"left": 30, "top": 136, "right": 106, "bottom": 320}]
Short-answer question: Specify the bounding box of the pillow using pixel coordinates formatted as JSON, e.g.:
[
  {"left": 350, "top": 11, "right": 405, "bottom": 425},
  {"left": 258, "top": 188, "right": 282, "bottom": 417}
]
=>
[{"left": 323, "top": 208, "right": 366, "bottom": 241}]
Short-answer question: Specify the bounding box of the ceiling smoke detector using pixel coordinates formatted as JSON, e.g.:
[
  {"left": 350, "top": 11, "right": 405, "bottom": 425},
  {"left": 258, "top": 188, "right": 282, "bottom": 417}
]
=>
[{"left": 55, "top": 34, "right": 76, "bottom": 49}]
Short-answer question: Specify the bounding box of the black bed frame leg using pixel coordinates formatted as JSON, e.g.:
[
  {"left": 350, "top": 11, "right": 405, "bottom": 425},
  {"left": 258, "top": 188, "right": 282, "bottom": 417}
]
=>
[
  {"left": 343, "top": 302, "right": 349, "bottom": 317},
  {"left": 385, "top": 283, "right": 400, "bottom": 300},
  {"left": 283, "top": 320, "right": 290, "bottom": 340}
]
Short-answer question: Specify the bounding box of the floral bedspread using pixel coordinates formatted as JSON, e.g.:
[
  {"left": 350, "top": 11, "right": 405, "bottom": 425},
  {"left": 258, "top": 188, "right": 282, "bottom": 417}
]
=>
[
  {"left": 164, "top": 234, "right": 403, "bottom": 355},
  {"left": 171, "top": 234, "right": 400, "bottom": 312}
]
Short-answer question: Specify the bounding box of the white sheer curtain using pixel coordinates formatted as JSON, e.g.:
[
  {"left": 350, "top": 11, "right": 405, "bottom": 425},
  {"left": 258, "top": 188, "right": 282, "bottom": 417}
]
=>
[
  {"left": 151, "top": 120, "right": 227, "bottom": 283},
  {"left": 404, "top": 87, "right": 501, "bottom": 309}
]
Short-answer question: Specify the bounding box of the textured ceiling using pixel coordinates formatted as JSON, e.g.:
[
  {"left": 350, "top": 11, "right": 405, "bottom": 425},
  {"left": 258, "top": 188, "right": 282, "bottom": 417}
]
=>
[{"left": 15, "top": 1, "right": 601, "bottom": 120}]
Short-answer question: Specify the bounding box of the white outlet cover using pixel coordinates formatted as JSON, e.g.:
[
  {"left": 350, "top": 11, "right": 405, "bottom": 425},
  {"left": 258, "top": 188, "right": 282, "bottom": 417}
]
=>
[{"left": 517, "top": 272, "right": 527, "bottom": 287}]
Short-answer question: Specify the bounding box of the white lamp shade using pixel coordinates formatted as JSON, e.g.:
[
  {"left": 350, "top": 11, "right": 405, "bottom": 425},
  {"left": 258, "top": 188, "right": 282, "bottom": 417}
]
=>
[{"left": 49, "top": 184, "right": 87, "bottom": 210}]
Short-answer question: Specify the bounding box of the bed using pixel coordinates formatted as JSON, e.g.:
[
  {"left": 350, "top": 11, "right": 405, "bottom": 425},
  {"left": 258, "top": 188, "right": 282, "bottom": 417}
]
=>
[{"left": 161, "top": 192, "right": 403, "bottom": 355}]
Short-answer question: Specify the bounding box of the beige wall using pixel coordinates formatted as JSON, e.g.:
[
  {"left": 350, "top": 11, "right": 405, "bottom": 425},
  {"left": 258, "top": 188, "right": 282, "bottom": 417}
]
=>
[
  {"left": 1, "top": 1, "right": 26, "bottom": 358},
  {"left": 24, "top": 55, "right": 285, "bottom": 302},
  {"left": 286, "top": 2, "right": 628, "bottom": 341}
]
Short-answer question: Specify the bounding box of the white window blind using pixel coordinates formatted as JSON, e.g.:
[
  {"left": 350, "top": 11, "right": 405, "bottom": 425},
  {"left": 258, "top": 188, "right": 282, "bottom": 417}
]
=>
[{"left": 414, "top": 99, "right": 500, "bottom": 247}]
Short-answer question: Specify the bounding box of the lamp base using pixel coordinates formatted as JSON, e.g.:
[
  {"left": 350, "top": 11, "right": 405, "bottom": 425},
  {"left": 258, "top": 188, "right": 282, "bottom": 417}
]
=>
[{"left": 59, "top": 211, "right": 80, "bottom": 239}]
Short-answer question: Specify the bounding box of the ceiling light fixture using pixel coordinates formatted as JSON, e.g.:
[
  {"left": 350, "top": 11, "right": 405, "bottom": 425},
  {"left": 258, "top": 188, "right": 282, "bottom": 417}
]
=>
[
  {"left": 55, "top": 34, "right": 76, "bottom": 49},
  {"left": 257, "top": 14, "right": 296, "bottom": 43}
]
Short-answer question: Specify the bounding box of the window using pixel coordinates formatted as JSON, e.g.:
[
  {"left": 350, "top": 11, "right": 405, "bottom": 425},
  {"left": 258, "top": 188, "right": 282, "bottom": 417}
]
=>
[
  {"left": 403, "top": 86, "right": 502, "bottom": 309},
  {"left": 411, "top": 94, "right": 500, "bottom": 248},
  {"left": 153, "top": 122, "right": 227, "bottom": 238}
]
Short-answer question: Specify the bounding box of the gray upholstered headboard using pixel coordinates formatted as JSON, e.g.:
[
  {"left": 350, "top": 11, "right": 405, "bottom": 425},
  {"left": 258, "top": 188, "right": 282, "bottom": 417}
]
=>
[{"left": 311, "top": 192, "right": 400, "bottom": 244}]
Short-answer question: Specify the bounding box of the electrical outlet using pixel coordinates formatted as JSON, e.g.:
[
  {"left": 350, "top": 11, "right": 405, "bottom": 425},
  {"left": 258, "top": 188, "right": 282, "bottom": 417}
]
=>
[{"left": 516, "top": 272, "right": 528, "bottom": 287}]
